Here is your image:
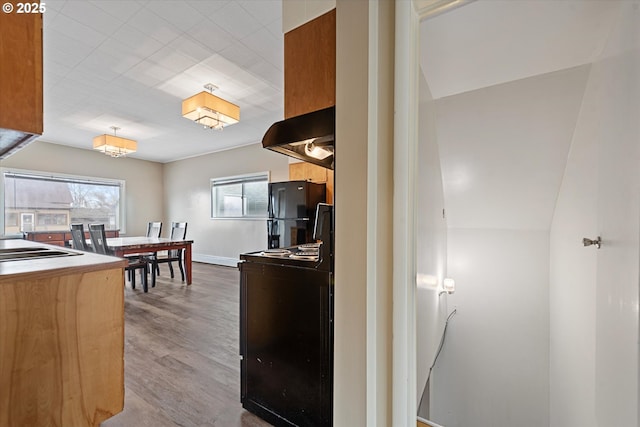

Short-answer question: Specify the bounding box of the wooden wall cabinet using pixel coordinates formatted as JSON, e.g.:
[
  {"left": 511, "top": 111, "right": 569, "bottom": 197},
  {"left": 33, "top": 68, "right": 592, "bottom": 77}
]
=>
[
  {"left": 284, "top": 9, "right": 336, "bottom": 119},
  {"left": 0, "top": 5, "right": 43, "bottom": 158},
  {"left": 285, "top": 10, "right": 336, "bottom": 201},
  {"left": 289, "top": 162, "right": 334, "bottom": 204}
]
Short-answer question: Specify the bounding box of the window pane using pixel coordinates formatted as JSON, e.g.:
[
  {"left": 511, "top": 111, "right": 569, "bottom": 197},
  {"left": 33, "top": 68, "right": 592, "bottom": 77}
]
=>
[
  {"left": 3, "top": 173, "right": 122, "bottom": 234},
  {"left": 5, "top": 212, "right": 17, "bottom": 227},
  {"left": 214, "top": 183, "right": 243, "bottom": 217},
  {"left": 243, "top": 180, "right": 268, "bottom": 217},
  {"left": 68, "top": 183, "right": 120, "bottom": 228},
  {"left": 211, "top": 173, "right": 268, "bottom": 218},
  {"left": 37, "top": 213, "right": 69, "bottom": 226}
]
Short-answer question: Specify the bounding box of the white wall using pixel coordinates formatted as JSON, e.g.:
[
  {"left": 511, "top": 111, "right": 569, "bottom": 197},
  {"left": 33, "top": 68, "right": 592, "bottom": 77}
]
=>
[
  {"left": 282, "top": 0, "right": 335, "bottom": 32},
  {"left": 431, "top": 229, "right": 550, "bottom": 426},
  {"left": 550, "top": 3, "right": 640, "bottom": 426},
  {"left": 548, "top": 67, "right": 599, "bottom": 424},
  {"left": 415, "top": 69, "right": 448, "bottom": 419},
  {"left": 333, "top": 1, "right": 370, "bottom": 425},
  {"left": 424, "top": 30, "right": 595, "bottom": 427},
  {"left": 333, "top": 0, "right": 395, "bottom": 425},
  {"left": 426, "top": 69, "right": 589, "bottom": 425},
  {"left": 0, "top": 141, "right": 163, "bottom": 236},
  {"left": 162, "top": 143, "right": 288, "bottom": 266}
]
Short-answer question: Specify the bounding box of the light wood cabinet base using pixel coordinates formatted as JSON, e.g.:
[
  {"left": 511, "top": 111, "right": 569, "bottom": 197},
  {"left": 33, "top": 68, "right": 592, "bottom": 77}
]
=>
[{"left": 0, "top": 268, "right": 124, "bottom": 427}]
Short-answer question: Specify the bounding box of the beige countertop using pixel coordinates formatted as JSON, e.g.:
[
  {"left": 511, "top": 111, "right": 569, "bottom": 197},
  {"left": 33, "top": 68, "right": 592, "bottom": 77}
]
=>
[{"left": 0, "top": 239, "right": 127, "bottom": 282}]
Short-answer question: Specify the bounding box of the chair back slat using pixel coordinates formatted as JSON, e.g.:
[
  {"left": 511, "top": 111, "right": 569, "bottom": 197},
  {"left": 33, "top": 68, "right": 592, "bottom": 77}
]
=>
[
  {"left": 70, "top": 223, "right": 90, "bottom": 252},
  {"left": 88, "top": 224, "right": 112, "bottom": 255},
  {"left": 170, "top": 222, "right": 187, "bottom": 240},
  {"left": 168, "top": 222, "right": 187, "bottom": 257},
  {"left": 146, "top": 221, "right": 162, "bottom": 238}
]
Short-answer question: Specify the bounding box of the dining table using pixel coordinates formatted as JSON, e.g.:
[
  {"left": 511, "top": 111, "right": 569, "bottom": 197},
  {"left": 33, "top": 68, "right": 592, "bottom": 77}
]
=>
[{"left": 104, "top": 236, "right": 194, "bottom": 285}]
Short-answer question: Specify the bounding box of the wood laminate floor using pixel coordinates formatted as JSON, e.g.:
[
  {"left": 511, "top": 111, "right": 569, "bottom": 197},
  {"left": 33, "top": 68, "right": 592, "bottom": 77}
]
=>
[{"left": 101, "top": 262, "right": 272, "bottom": 427}]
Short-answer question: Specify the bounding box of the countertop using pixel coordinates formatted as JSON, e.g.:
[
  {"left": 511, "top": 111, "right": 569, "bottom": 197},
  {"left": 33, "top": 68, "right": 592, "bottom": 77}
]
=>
[{"left": 0, "top": 239, "right": 127, "bottom": 282}]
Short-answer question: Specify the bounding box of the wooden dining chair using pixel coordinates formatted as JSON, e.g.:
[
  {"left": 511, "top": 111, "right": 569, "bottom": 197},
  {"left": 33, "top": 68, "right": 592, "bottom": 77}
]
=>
[
  {"left": 89, "top": 223, "right": 150, "bottom": 292},
  {"left": 146, "top": 221, "right": 162, "bottom": 275},
  {"left": 150, "top": 222, "right": 187, "bottom": 287},
  {"left": 146, "top": 221, "right": 162, "bottom": 239},
  {"left": 70, "top": 223, "right": 90, "bottom": 251},
  {"left": 127, "top": 221, "right": 163, "bottom": 274}
]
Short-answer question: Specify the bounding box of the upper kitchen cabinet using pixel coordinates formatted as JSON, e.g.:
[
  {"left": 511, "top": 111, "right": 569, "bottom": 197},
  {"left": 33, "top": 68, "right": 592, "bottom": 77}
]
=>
[
  {"left": 289, "top": 162, "right": 334, "bottom": 203},
  {"left": 0, "top": 4, "right": 43, "bottom": 158},
  {"left": 284, "top": 9, "right": 336, "bottom": 118}
]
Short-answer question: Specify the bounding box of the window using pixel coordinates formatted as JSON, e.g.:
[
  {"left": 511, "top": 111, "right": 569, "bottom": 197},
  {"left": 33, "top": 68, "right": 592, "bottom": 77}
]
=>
[
  {"left": 211, "top": 173, "right": 269, "bottom": 218},
  {"left": 37, "top": 213, "right": 69, "bottom": 226},
  {"left": 2, "top": 169, "right": 125, "bottom": 234}
]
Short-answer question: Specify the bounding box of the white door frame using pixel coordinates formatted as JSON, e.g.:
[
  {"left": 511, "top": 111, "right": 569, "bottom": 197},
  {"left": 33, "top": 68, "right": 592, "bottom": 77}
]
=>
[
  {"left": 392, "top": 1, "right": 470, "bottom": 425},
  {"left": 392, "top": 1, "right": 419, "bottom": 425}
]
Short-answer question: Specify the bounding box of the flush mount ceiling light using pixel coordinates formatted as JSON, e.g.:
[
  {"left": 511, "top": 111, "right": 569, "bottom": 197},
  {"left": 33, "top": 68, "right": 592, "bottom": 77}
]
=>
[
  {"left": 93, "top": 126, "right": 137, "bottom": 158},
  {"left": 182, "top": 83, "right": 240, "bottom": 130}
]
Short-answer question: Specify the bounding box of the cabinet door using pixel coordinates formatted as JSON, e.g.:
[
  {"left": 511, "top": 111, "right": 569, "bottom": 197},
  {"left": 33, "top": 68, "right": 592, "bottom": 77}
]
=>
[
  {"left": 289, "top": 162, "right": 328, "bottom": 183},
  {"left": 289, "top": 163, "right": 333, "bottom": 204},
  {"left": 0, "top": 6, "right": 43, "bottom": 134},
  {"left": 284, "top": 9, "right": 335, "bottom": 118},
  {"left": 240, "top": 262, "right": 333, "bottom": 426}
]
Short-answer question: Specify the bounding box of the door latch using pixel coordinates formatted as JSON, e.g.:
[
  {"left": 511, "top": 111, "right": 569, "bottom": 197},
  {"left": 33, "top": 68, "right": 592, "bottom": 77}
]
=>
[{"left": 582, "top": 236, "right": 601, "bottom": 249}]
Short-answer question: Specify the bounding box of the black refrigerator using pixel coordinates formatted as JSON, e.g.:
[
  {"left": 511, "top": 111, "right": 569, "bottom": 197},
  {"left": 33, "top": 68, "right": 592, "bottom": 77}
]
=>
[{"left": 267, "top": 181, "right": 326, "bottom": 249}]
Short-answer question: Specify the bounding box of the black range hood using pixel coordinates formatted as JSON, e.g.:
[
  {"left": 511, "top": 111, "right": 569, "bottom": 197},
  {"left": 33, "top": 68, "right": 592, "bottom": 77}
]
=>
[{"left": 262, "top": 106, "right": 335, "bottom": 170}]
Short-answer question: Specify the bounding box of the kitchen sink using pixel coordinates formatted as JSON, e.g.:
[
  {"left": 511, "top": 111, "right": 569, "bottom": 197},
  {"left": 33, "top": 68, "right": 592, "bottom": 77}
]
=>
[{"left": 0, "top": 246, "right": 82, "bottom": 262}]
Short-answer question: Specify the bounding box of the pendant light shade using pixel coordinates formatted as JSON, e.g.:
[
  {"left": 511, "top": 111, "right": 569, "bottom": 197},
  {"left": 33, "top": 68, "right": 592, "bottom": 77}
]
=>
[
  {"left": 182, "top": 84, "right": 240, "bottom": 130},
  {"left": 93, "top": 126, "right": 136, "bottom": 157}
]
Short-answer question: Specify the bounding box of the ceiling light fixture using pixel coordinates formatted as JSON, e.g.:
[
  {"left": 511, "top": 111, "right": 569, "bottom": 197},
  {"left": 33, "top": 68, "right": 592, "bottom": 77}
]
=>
[
  {"left": 93, "top": 126, "right": 137, "bottom": 158},
  {"left": 182, "top": 83, "right": 240, "bottom": 130}
]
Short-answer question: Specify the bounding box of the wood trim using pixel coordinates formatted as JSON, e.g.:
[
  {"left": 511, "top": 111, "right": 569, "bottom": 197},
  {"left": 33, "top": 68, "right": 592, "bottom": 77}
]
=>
[{"left": 284, "top": 9, "right": 336, "bottom": 118}]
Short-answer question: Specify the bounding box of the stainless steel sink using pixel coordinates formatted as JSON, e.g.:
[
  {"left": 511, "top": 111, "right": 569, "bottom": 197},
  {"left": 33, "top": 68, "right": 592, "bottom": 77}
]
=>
[{"left": 0, "top": 246, "right": 83, "bottom": 262}]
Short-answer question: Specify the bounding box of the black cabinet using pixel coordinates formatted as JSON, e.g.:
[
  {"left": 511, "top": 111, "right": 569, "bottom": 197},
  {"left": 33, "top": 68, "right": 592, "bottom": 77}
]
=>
[{"left": 239, "top": 261, "right": 333, "bottom": 426}]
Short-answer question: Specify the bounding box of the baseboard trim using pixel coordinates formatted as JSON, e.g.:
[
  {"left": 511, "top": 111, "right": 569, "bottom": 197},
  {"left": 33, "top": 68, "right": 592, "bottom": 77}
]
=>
[{"left": 193, "top": 254, "right": 239, "bottom": 268}]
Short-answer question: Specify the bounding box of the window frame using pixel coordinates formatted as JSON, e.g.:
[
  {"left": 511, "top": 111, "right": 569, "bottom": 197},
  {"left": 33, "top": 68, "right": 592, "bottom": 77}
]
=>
[
  {"left": 210, "top": 171, "right": 270, "bottom": 220},
  {"left": 0, "top": 168, "right": 127, "bottom": 234}
]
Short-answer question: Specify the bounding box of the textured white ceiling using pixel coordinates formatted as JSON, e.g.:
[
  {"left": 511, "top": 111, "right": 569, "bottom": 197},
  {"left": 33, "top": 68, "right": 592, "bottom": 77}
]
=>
[{"left": 40, "top": 0, "right": 283, "bottom": 163}]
